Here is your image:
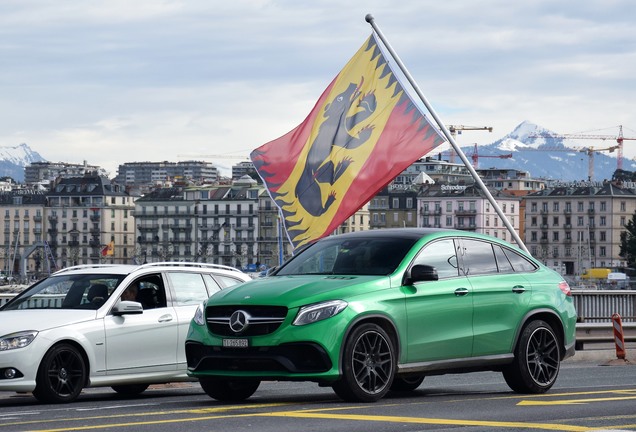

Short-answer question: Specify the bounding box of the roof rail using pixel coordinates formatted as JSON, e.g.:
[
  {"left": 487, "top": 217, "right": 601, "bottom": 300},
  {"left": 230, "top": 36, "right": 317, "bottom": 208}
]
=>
[
  {"left": 137, "top": 262, "right": 243, "bottom": 272},
  {"left": 52, "top": 264, "right": 123, "bottom": 275}
]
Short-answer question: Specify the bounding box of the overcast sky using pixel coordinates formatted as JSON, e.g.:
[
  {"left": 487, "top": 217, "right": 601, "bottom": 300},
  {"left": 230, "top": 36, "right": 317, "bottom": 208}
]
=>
[{"left": 1, "top": 0, "right": 635, "bottom": 177}]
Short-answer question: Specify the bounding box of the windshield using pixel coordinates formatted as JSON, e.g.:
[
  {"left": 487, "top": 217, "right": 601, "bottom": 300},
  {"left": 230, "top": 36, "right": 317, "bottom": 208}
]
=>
[
  {"left": 1, "top": 273, "right": 127, "bottom": 311},
  {"left": 276, "top": 237, "right": 416, "bottom": 276}
]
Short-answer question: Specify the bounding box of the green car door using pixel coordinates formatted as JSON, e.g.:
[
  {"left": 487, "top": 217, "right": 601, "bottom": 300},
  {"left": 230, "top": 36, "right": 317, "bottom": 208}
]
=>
[{"left": 403, "top": 238, "right": 474, "bottom": 362}]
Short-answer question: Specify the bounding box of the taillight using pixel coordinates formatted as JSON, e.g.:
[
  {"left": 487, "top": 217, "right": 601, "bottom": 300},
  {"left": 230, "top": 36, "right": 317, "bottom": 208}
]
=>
[{"left": 558, "top": 281, "right": 571, "bottom": 296}]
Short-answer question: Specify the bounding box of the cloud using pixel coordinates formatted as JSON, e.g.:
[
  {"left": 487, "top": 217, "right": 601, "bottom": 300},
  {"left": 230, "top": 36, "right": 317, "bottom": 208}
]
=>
[{"left": 1, "top": 0, "right": 635, "bottom": 177}]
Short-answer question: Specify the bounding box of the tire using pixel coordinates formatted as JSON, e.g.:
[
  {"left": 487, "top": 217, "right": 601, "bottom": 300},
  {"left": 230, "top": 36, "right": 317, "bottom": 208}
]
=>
[
  {"left": 33, "top": 343, "right": 87, "bottom": 404},
  {"left": 111, "top": 384, "right": 150, "bottom": 396},
  {"left": 390, "top": 375, "right": 425, "bottom": 392},
  {"left": 503, "top": 320, "right": 560, "bottom": 394},
  {"left": 332, "top": 323, "right": 396, "bottom": 402},
  {"left": 199, "top": 378, "right": 260, "bottom": 402}
]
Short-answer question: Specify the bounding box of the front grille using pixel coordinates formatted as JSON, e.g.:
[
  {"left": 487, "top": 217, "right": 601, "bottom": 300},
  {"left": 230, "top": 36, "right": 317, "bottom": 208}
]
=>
[
  {"left": 186, "top": 342, "right": 331, "bottom": 373},
  {"left": 206, "top": 305, "right": 288, "bottom": 336}
]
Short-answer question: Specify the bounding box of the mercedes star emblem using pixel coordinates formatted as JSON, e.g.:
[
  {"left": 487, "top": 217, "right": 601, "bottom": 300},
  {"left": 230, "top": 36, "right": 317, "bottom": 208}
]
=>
[{"left": 229, "top": 310, "right": 250, "bottom": 333}]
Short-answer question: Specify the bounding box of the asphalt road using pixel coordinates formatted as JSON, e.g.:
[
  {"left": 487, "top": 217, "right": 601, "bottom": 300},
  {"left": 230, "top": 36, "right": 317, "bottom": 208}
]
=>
[{"left": 1, "top": 350, "right": 635, "bottom": 432}]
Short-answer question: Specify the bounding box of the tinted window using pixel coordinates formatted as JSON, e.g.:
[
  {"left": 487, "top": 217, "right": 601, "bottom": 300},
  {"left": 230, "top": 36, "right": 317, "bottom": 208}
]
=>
[
  {"left": 503, "top": 248, "right": 538, "bottom": 272},
  {"left": 461, "top": 239, "right": 497, "bottom": 276},
  {"left": 493, "top": 245, "right": 514, "bottom": 273},
  {"left": 412, "top": 239, "right": 459, "bottom": 279},
  {"left": 277, "top": 237, "right": 416, "bottom": 276}
]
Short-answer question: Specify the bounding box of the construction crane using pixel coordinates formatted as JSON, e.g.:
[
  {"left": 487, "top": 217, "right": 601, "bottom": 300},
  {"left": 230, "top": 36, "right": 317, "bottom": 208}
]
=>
[
  {"left": 519, "top": 145, "right": 619, "bottom": 181},
  {"left": 470, "top": 144, "right": 513, "bottom": 169},
  {"left": 530, "top": 125, "right": 636, "bottom": 171},
  {"left": 446, "top": 125, "right": 494, "bottom": 163}
]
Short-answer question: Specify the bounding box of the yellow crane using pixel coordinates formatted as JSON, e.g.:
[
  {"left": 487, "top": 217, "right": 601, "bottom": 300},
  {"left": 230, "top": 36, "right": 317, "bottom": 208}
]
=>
[{"left": 445, "top": 125, "right": 494, "bottom": 163}]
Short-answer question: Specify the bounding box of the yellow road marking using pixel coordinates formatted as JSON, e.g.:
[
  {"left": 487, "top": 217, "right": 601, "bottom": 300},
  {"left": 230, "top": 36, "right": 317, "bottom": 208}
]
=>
[
  {"left": 260, "top": 411, "right": 594, "bottom": 431},
  {"left": 519, "top": 395, "right": 636, "bottom": 406},
  {"left": 12, "top": 389, "right": 636, "bottom": 432}
]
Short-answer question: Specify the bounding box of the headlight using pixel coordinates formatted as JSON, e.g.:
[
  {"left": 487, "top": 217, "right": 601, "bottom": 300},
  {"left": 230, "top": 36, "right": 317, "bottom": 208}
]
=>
[
  {"left": 193, "top": 303, "right": 205, "bottom": 326},
  {"left": 0, "top": 331, "right": 38, "bottom": 351},
  {"left": 293, "top": 300, "right": 348, "bottom": 326}
]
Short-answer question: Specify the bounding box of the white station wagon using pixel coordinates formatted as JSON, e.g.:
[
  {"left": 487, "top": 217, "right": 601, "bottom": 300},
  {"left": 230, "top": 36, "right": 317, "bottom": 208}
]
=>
[{"left": 0, "top": 262, "right": 250, "bottom": 403}]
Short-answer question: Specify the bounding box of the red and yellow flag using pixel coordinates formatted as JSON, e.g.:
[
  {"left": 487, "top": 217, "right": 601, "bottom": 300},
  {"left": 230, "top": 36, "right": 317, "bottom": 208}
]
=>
[
  {"left": 251, "top": 34, "right": 446, "bottom": 248},
  {"left": 101, "top": 241, "right": 114, "bottom": 257}
]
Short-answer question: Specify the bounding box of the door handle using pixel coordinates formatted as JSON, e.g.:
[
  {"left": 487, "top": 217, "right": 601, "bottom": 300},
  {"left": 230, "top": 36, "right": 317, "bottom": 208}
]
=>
[
  {"left": 512, "top": 286, "right": 526, "bottom": 294},
  {"left": 158, "top": 314, "right": 173, "bottom": 323},
  {"left": 454, "top": 287, "right": 469, "bottom": 296}
]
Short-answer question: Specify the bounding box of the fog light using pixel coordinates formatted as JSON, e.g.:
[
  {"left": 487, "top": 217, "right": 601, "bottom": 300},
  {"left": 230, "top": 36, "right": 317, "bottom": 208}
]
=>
[{"left": 4, "top": 368, "right": 17, "bottom": 379}]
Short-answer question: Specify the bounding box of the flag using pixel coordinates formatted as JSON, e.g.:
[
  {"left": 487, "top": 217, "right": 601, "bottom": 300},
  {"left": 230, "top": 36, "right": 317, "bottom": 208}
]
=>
[
  {"left": 251, "top": 34, "right": 446, "bottom": 249},
  {"left": 101, "top": 241, "right": 114, "bottom": 257}
]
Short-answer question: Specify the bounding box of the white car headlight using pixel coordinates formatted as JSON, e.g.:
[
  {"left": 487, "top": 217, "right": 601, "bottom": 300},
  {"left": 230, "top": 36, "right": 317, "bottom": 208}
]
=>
[
  {"left": 193, "top": 303, "right": 205, "bottom": 326},
  {"left": 293, "top": 300, "right": 348, "bottom": 326},
  {"left": 0, "top": 331, "right": 38, "bottom": 351}
]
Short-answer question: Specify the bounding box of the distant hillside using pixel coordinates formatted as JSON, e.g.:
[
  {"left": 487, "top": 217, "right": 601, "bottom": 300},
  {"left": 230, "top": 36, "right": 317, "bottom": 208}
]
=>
[
  {"left": 445, "top": 121, "right": 633, "bottom": 181},
  {"left": 0, "top": 143, "right": 47, "bottom": 182}
]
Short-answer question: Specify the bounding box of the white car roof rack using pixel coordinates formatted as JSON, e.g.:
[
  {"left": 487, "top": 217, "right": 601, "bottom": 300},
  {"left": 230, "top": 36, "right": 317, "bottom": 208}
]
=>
[
  {"left": 137, "top": 262, "right": 243, "bottom": 272},
  {"left": 51, "top": 264, "right": 124, "bottom": 275}
]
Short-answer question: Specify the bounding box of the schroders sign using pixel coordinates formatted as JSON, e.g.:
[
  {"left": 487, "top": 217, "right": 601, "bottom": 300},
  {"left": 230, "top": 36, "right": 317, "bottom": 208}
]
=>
[{"left": 441, "top": 185, "right": 467, "bottom": 191}]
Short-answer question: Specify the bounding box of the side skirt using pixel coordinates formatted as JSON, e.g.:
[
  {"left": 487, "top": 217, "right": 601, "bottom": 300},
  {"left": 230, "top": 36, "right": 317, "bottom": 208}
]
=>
[{"left": 398, "top": 354, "right": 514, "bottom": 376}]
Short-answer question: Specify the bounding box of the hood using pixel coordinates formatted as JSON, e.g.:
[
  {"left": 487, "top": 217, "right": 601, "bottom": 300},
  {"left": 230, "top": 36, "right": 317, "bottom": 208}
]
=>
[
  {"left": 0, "top": 309, "right": 97, "bottom": 336},
  {"left": 209, "top": 274, "right": 390, "bottom": 308}
]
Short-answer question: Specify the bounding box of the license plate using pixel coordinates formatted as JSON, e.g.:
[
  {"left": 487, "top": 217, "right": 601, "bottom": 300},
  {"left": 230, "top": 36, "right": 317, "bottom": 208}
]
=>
[{"left": 223, "top": 338, "right": 248, "bottom": 348}]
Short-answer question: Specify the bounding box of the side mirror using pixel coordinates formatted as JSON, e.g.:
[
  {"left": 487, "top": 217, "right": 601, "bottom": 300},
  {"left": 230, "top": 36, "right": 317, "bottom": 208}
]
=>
[
  {"left": 404, "top": 264, "right": 439, "bottom": 285},
  {"left": 112, "top": 300, "right": 144, "bottom": 316}
]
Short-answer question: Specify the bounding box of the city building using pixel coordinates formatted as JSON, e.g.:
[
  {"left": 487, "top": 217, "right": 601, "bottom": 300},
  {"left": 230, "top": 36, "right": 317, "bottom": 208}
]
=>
[
  {"left": 45, "top": 175, "right": 136, "bottom": 269},
  {"left": 0, "top": 190, "right": 47, "bottom": 279},
  {"left": 113, "top": 161, "right": 219, "bottom": 193},
  {"left": 369, "top": 186, "right": 419, "bottom": 229},
  {"left": 231, "top": 161, "right": 257, "bottom": 180},
  {"left": 134, "top": 176, "right": 292, "bottom": 270},
  {"left": 398, "top": 156, "right": 473, "bottom": 185},
  {"left": 336, "top": 203, "right": 371, "bottom": 234},
  {"left": 416, "top": 184, "right": 521, "bottom": 243},
  {"left": 24, "top": 161, "right": 108, "bottom": 187},
  {"left": 524, "top": 181, "right": 636, "bottom": 275}
]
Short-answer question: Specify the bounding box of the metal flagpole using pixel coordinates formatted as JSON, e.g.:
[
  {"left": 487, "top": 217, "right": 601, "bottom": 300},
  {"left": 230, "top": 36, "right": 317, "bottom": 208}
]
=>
[{"left": 365, "top": 14, "right": 528, "bottom": 253}]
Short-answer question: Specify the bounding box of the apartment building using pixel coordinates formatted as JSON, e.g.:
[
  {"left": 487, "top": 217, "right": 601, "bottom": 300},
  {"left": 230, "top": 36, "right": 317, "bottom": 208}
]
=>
[
  {"left": 46, "top": 176, "right": 136, "bottom": 268},
  {"left": 416, "top": 184, "right": 521, "bottom": 243},
  {"left": 114, "top": 161, "right": 219, "bottom": 193},
  {"left": 0, "top": 191, "right": 47, "bottom": 278},
  {"left": 524, "top": 181, "right": 636, "bottom": 275}
]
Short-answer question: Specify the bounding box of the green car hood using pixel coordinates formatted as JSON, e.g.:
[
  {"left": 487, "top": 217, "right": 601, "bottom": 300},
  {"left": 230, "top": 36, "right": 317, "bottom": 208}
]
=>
[{"left": 208, "top": 275, "right": 390, "bottom": 308}]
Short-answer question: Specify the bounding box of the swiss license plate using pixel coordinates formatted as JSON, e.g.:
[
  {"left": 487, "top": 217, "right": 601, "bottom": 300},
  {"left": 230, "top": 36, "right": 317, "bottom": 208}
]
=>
[{"left": 223, "top": 338, "right": 248, "bottom": 348}]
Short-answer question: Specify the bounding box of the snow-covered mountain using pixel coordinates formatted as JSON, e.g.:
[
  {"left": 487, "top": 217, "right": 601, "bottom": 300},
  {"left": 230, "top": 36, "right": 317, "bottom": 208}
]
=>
[
  {"left": 453, "top": 120, "right": 634, "bottom": 181},
  {"left": 0, "top": 143, "right": 47, "bottom": 182}
]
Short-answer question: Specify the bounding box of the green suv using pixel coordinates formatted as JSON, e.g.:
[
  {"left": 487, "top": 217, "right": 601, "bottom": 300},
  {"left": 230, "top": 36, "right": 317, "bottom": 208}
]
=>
[{"left": 186, "top": 229, "right": 576, "bottom": 402}]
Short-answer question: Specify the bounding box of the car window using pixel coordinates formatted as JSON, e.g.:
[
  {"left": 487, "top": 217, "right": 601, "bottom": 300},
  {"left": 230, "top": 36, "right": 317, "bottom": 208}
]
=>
[
  {"left": 166, "top": 272, "right": 209, "bottom": 306},
  {"left": 493, "top": 245, "right": 515, "bottom": 273},
  {"left": 132, "top": 274, "right": 167, "bottom": 309},
  {"left": 277, "top": 237, "right": 416, "bottom": 276},
  {"left": 461, "top": 239, "right": 498, "bottom": 276},
  {"left": 212, "top": 274, "right": 245, "bottom": 289},
  {"left": 503, "top": 247, "right": 538, "bottom": 272},
  {"left": 412, "top": 239, "right": 459, "bottom": 279},
  {"left": 1, "top": 274, "right": 125, "bottom": 310}
]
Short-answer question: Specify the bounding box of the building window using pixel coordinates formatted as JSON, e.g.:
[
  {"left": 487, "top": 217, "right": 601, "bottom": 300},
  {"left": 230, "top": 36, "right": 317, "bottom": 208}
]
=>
[
  {"left": 392, "top": 198, "right": 399, "bottom": 208},
  {"left": 531, "top": 202, "right": 537, "bottom": 212},
  {"left": 600, "top": 216, "right": 606, "bottom": 226},
  {"left": 600, "top": 202, "right": 606, "bottom": 211},
  {"left": 552, "top": 232, "right": 559, "bottom": 241},
  {"left": 621, "top": 201, "right": 626, "bottom": 212},
  {"left": 553, "top": 202, "right": 559, "bottom": 212}
]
